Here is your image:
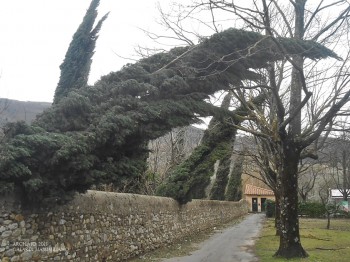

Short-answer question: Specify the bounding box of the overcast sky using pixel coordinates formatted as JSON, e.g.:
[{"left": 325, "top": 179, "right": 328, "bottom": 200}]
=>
[{"left": 0, "top": 0, "right": 183, "bottom": 102}]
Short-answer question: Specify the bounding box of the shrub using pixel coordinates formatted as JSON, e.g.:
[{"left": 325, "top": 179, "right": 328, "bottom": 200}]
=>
[
  {"left": 298, "top": 202, "right": 326, "bottom": 218},
  {"left": 266, "top": 199, "right": 276, "bottom": 218}
]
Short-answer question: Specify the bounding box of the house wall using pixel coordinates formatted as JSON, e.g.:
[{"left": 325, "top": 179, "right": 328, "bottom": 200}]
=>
[
  {"left": 245, "top": 195, "right": 275, "bottom": 212},
  {"left": 0, "top": 190, "right": 249, "bottom": 261},
  {"left": 330, "top": 198, "right": 350, "bottom": 212}
]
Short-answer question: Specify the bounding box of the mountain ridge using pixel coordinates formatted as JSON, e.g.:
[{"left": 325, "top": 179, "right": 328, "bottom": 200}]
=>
[{"left": 0, "top": 98, "right": 51, "bottom": 126}]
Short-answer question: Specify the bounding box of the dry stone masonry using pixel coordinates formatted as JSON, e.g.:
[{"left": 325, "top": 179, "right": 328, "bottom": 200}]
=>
[{"left": 0, "top": 190, "right": 248, "bottom": 261}]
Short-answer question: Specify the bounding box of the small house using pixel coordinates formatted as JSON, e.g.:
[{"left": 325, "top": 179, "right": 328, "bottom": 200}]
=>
[
  {"left": 244, "top": 184, "right": 275, "bottom": 212},
  {"left": 330, "top": 189, "right": 350, "bottom": 212}
]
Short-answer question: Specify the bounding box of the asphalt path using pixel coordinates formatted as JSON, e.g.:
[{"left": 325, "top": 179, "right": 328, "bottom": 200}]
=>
[{"left": 162, "top": 213, "right": 265, "bottom": 262}]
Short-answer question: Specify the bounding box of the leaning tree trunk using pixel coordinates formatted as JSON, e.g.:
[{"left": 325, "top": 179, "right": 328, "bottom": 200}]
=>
[
  {"left": 210, "top": 92, "right": 235, "bottom": 200},
  {"left": 275, "top": 141, "right": 307, "bottom": 258}
]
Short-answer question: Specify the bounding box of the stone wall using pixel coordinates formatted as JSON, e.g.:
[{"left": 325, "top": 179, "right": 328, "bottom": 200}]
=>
[{"left": 0, "top": 190, "right": 249, "bottom": 261}]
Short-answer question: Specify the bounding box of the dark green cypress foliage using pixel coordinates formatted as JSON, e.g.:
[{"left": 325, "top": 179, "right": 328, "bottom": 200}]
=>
[
  {"left": 53, "top": 0, "right": 108, "bottom": 104},
  {"left": 0, "top": 28, "right": 338, "bottom": 205},
  {"left": 156, "top": 92, "right": 238, "bottom": 204},
  {"left": 156, "top": 92, "right": 261, "bottom": 204},
  {"left": 225, "top": 154, "right": 244, "bottom": 201},
  {"left": 209, "top": 154, "right": 232, "bottom": 200},
  {"left": 207, "top": 92, "right": 235, "bottom": 201}
]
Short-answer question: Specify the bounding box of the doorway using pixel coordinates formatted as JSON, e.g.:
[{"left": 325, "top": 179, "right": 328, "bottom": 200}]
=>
[
  {"left": 252, "top": 198, "right": 258, "bottom": 212},
  {"left": 261, "top": 198, "right": 267, "bottom": 212}
]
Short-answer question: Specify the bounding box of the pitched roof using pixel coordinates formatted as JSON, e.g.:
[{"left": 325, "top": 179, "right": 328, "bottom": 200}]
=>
[
  {"left": 331, "top": 189, "right": 350, "bottom": 198},
  {"left": 244, "top": 184, "right": 274, "bottom": 196}
]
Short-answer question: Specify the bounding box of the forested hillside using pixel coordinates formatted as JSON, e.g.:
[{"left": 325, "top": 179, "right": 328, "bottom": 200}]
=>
[{"left": 0, "top": 98, "right": 51, "bottom": 126}]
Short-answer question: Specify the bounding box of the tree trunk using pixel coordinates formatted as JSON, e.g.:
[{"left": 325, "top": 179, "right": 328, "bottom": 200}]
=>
[
  {"left": 274, "top": 0, "right": 308, "bottom": 258},
  {"left": 342, "top": 151, "right": 348, "bottom": 201},
  {"left": 326, "top": 212, "right": 331, "bottom": 230},
  {"left": 274, "top": 191, "right": 282, "bottom": 236},
  {"left": 274, "top": 141, "right": 308, "bottom": 258}
]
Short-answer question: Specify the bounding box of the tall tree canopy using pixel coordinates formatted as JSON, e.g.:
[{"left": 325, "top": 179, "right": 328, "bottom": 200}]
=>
[{"left": 0, "top": 28, "right": 336, "bottom": 206}]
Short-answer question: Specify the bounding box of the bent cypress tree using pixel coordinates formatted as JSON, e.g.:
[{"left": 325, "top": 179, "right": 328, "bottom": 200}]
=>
[
  {"left": 225, "top": 154, "right": 244, "bottom": 201},
  {"left": 54, "top": 0, "right": 108, "bottom": 104},
  {"left": 156, "top": 92, "right": 237, "bottom": 203},
  {"left": 156, "top": 91, "right": 265, "bottom": 203},
  {"left": 208, "top": 93, "right": 234, "bottom": 201},
  {"left": 0, "top": 28, "right": 338, "bottom": 205}
]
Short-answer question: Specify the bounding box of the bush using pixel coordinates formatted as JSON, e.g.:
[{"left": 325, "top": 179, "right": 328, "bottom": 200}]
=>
[
  {"left": 266, "top": 199, "right": 276, "bottom": 218},
  {"left": 298, "top": 202, "right": 326, "bottom": 218}
]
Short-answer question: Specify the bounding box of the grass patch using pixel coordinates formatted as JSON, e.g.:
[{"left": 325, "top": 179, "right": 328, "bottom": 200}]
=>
[
  {"left": 127, "top": 216, "right": 245, "bottom": 262},
  {"left": 255, "top": 218, "right": 350, "bottom": 262}
]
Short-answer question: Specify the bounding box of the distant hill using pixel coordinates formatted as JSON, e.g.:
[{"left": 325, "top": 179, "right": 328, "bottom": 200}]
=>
[{"left": 0, "top": 98, "right": 51, "bottom": 126}]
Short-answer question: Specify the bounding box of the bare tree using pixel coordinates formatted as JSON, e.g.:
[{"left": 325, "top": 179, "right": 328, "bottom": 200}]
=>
[
  {"left": 148, "top": 126, "right": 201, "bottom": 187},
  {"left": 324, "top": 127, "right": 350, "bottom": 201},
  {"left": 298, "top": 164, "right": 319, "bottom": 202},
  {"left": 209, "top": 1, "right": 350, "bottom": 258},
  {"left": 318, "top": 171, "right": 340, "bottom": 229},
  {"left": 149, "top": 0, "right": 350, "bottom": 258}
]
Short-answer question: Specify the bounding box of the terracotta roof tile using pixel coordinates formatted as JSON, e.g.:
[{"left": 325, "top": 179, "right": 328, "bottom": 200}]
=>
[{"left": 244, "top": 184, "right": 274, "bottom": 196}]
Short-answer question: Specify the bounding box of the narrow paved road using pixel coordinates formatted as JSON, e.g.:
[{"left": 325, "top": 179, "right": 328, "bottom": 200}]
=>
[{"left": 162, "top": 213, "right": 265, "bottom": 262}]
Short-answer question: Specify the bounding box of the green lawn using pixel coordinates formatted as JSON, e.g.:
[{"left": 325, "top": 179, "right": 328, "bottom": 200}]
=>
[{"left": 255, "top": 218, "right": 350, "bottom": 262}]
